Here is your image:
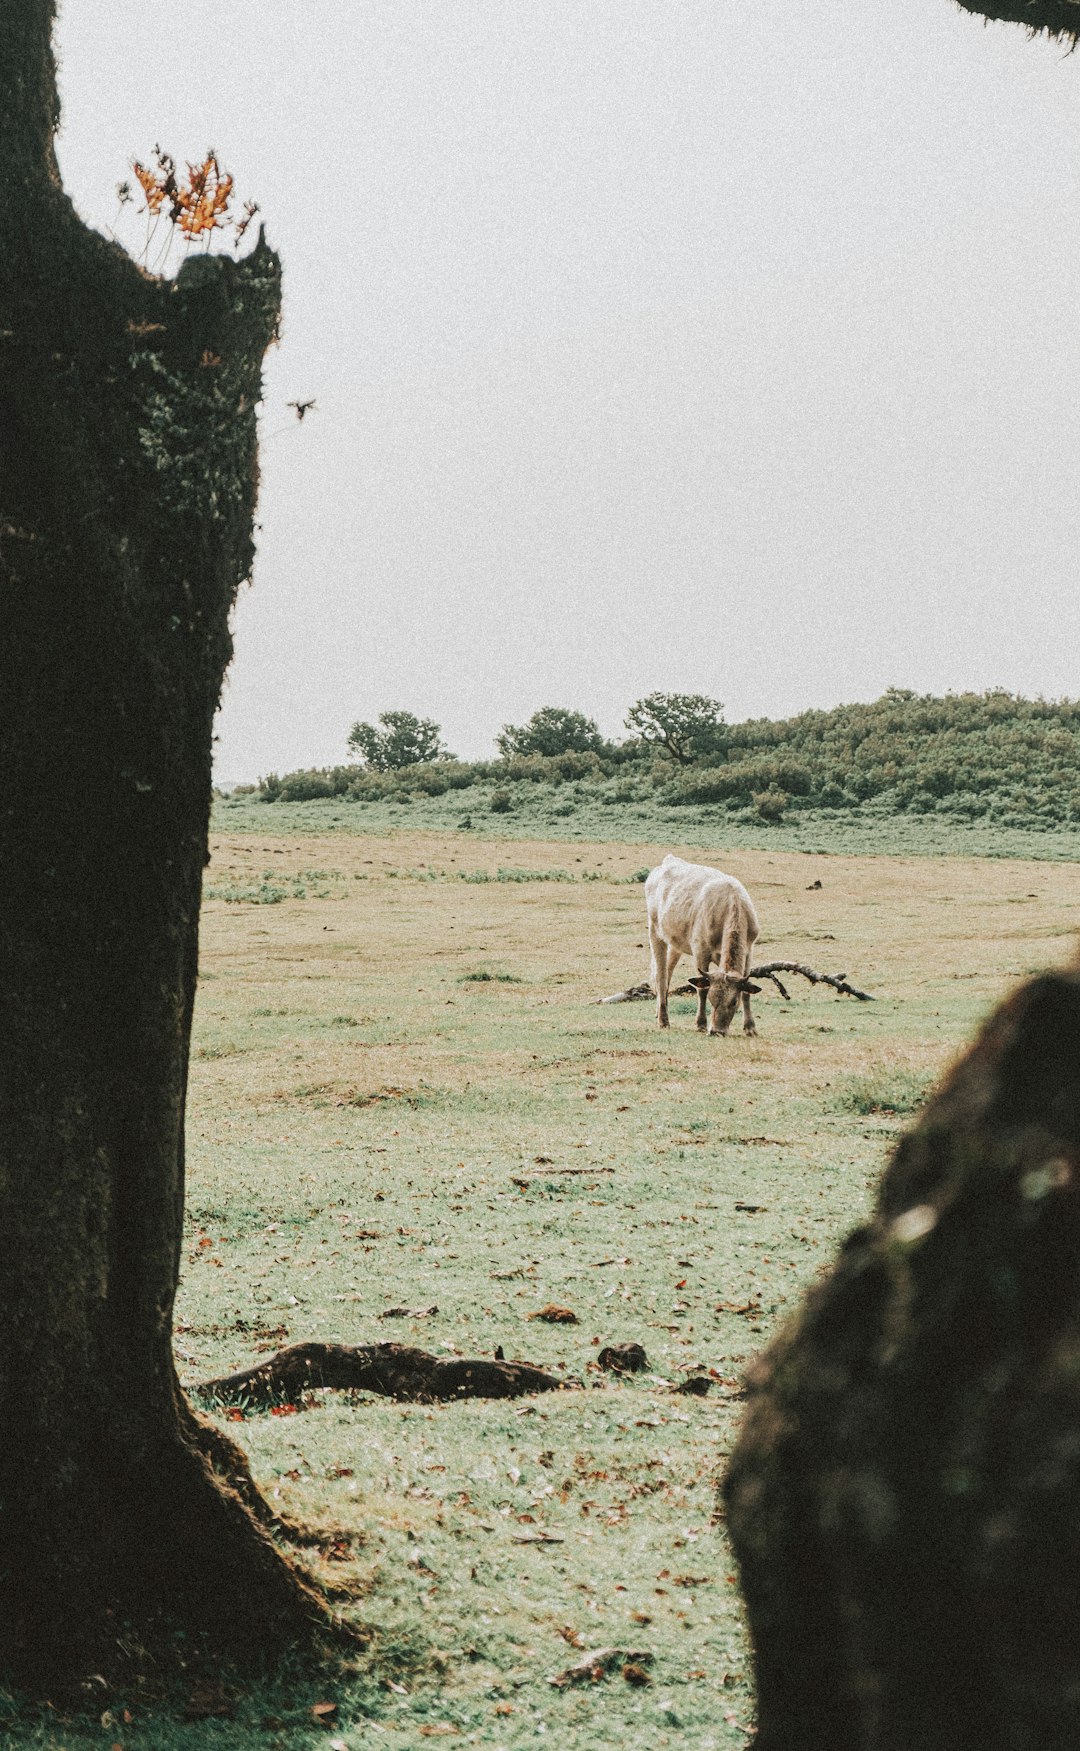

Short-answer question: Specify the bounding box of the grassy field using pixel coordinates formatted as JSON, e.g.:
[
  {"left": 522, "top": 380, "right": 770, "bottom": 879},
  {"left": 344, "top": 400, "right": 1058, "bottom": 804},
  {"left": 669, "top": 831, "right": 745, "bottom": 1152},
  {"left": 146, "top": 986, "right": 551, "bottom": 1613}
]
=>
[
  {"left": 215, "top": 789, "right": 1080, "bottom": 864},
  {"left": 9, "top": 826, "right": 1080, "bottom": 1749}
]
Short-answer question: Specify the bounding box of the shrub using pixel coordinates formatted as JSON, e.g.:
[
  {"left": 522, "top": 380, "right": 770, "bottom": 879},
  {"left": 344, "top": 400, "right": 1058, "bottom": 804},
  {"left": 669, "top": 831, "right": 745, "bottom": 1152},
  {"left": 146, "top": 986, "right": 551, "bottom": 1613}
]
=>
[
  {"left": 278, "top": 771, "right": 340, "bottom": 801},
  {"left": 493, "top": 753, "right": 552, "bottom": 784},
  {"left": 752, "top": 787, "right": 790, "bottom": 823},
  {"left": 496, "top": 706, "right": 604, "bottom": 759},
  {"left": 257, "top": 766, "right": 359, "bottom": 802},
  {"left": 489, "top": 788, "right": 513, "bottom": 813},
  {"left": 674, "top": 758, "right": 812, "bottom": 806}
]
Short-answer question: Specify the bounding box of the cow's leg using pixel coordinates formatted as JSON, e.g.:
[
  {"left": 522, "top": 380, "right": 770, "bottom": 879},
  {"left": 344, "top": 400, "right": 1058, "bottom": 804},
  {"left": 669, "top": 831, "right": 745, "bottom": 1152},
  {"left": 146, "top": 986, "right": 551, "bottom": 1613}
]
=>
[
  {"left": 695, "top": 975, "right": 709, "bottom": 1032},
  {"left": 650, "top": 928, "right": 673, "bottom": 1028}
]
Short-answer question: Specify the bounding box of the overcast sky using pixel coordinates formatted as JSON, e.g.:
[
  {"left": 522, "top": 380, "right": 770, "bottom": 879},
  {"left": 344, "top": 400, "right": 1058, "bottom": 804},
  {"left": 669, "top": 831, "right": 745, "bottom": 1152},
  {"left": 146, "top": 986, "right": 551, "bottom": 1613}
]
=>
[{"left": 54, "top": 1, "right": 1080, "bottom": 777}]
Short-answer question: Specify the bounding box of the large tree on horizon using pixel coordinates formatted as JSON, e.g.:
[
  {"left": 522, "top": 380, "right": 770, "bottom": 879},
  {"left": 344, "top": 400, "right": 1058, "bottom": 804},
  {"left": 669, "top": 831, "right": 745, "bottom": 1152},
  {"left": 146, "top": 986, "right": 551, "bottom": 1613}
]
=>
[{"left": 0, "top": 0, "right": 333, "bottom": 1681}]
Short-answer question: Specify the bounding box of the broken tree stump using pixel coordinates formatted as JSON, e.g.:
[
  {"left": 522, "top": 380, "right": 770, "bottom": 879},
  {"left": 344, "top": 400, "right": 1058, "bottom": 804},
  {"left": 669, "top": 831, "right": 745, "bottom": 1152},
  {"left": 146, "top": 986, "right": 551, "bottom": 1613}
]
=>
[{"left": 723, "top": 968, "right": 1080, "bottom": 1751}]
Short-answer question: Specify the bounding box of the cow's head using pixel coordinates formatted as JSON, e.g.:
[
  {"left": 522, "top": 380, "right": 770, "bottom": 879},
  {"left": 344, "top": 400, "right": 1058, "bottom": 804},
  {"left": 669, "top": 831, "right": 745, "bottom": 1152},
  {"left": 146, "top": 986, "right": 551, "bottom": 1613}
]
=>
[{"left": 689, "top": 971, "right": 761, "bottom": 1034}]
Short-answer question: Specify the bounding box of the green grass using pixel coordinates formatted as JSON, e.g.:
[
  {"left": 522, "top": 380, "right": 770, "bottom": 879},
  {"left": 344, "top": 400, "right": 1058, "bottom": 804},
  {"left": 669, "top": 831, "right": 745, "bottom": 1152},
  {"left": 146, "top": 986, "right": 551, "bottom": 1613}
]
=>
[
  {"left": 214, "top": 790, "right": 1080, "bottom": 864},
  {"left": 837, "top": 1067, "right": 931, "bottom": 1117},
  {"left": 10, "top": 824, "right": 1080, "bottom": 1747}
]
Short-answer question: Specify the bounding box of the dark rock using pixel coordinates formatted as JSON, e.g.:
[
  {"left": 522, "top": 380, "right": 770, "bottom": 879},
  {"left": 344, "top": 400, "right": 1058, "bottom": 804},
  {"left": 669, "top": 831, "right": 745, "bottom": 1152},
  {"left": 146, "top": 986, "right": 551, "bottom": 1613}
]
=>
[{"left": 724, "top": 969, "right": 1080, "bottom": 1751}]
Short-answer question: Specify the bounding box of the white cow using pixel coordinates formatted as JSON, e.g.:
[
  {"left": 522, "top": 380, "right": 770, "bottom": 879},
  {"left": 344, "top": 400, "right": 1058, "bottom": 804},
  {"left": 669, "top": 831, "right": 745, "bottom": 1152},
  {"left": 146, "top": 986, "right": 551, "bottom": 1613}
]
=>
[{"left": 644, "top": 853, "right": 761, "bottom": 1036}]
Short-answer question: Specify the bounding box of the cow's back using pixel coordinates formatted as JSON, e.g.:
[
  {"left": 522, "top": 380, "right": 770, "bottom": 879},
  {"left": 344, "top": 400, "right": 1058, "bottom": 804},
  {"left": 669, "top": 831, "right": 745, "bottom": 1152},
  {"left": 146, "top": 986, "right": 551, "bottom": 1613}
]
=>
[{"left": 646, "top": 853, "right": 758, "bottom": 960}]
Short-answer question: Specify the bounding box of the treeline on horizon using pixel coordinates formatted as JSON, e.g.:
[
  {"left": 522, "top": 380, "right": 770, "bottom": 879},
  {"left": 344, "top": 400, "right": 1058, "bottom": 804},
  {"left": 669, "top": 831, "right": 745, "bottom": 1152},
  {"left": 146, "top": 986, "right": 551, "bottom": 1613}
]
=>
[{"left": 249, "top": 689, "right": 1080, "bottom": 829}]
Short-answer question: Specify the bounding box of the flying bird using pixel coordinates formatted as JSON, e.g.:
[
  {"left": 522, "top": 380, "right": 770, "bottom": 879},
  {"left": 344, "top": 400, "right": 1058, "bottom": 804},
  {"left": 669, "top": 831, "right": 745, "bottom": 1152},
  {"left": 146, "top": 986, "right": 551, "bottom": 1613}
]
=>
[{"left": 287, "top": 398, "right": 317, "bottom": 421}]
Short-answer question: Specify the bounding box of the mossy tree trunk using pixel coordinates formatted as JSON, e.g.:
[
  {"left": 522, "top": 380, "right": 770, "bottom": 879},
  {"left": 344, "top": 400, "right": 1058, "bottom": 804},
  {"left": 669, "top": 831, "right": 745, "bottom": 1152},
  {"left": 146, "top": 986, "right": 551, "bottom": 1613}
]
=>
[{"left": 0, "top": 0, "right": 333, "bottom": 1682}]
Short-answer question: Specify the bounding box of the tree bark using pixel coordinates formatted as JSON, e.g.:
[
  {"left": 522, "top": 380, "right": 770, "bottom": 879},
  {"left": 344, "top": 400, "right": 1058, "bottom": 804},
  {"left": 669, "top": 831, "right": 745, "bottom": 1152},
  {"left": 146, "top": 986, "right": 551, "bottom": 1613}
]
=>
[
  {"left": 724, "top": 968, "right": 1080, "bottom": 1750},
  {"left": 0, "top": 0, "right": 334, "bottom": 1682}
]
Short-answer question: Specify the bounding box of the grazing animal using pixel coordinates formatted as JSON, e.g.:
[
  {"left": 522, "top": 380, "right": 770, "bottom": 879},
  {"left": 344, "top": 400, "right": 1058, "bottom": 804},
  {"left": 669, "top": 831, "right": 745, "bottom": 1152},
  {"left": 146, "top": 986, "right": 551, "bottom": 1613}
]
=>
[{"left": 644, "top": 853, "right": 761, "bottom": 1035}]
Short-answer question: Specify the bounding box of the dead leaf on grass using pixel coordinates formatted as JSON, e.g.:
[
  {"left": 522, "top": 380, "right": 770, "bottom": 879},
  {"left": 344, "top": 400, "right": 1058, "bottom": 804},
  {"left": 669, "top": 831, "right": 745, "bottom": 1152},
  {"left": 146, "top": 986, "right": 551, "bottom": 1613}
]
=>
[
  {"left": 512, "top": 1529, "right": 564, "bottom": 1545},
  {"left": 549, "top": 1647, "right": 653, "bottom": 1688},
  {"left": 311, "top": 1700, "right": 338, "bottom": 1723},
  {"left": 622, "top": 1662, "right": 651, "bottom": 1686},
  {"left": 379, "top": 1304, "right": 438, "bottom": 1319},
  {"left": 528, "top": 1304, "right": 578, "bottom": 1324}
]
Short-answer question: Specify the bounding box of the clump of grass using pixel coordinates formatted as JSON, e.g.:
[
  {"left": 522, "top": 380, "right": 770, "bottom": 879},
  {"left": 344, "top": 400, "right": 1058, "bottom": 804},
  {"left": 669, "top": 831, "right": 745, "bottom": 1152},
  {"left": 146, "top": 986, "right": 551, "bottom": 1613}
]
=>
[
  {"left": 204, "top": 881, "right": 288, "bottom": 904},
  {"left": 496, "top": 866, "right": 573, "bottom": 883},
  {"left": 456, "top": 867, "right": 575, "bottom": 884},
  {"left": 347, "top": 1084, "right": 446, "bottom": 1109},
  {"left": 459, "top": 970, "right": 523, "bottom": 984},
  {"left": 837, "top": 1068, "right": 930, "bottom": 1116}
]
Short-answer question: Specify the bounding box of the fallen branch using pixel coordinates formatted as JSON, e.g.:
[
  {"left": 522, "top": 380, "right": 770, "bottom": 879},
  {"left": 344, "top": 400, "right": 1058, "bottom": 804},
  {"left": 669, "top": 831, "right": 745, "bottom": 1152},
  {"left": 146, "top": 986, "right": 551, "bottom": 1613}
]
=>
[
  {"left": 195, "top": 1341, "right": 566, "bottom": 1409},
  {"left": 749, "top": 960, "right": 874, "bottom": 1002},
  {"left": 598, "top": 981, "right": 694, "bottom": 1004},
  {"left": 598, "top": 962, "right": 874, "bottom": 1004}
]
